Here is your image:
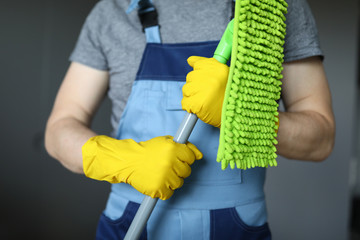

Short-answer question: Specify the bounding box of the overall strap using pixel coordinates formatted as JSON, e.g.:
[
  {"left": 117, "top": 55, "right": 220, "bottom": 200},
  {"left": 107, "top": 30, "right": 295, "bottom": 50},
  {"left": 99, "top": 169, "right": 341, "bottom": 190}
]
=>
[{"left": 127, "top": 0, "right": 161, "bottom": 43}]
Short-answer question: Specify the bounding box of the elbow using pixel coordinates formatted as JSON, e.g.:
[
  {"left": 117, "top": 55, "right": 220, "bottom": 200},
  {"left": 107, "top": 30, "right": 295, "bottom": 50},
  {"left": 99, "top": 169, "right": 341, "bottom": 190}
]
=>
[
  {"left": 44, "top": 125, "right": 56, "bottom": 160},
  {"left": 312, "top": 138, "right": 334, "bottom": 162},
  {"left": 318, "top": 135, "right": 335, "bottom": 162},
  {"left": 44, "top": 123, "right": 84, "bottom": 174},
  {"left": 312, "top": 119, "right": 336, "bottom": 162},
  {"left": 45, "top": 138, "right": 84, "bottom": 174},
  {"left": 44, "top": 105, "right": 92, "bottom": 174}
]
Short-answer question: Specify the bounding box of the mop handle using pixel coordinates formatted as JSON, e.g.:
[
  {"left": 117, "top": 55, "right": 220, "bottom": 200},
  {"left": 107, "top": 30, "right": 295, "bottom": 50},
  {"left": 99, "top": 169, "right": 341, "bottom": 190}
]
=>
[
  {"left": 124, "top": 113, "right": 198, "bottom": 240},
  {"left": 124, "top": 20, "right": 233, "bottom": 240}
]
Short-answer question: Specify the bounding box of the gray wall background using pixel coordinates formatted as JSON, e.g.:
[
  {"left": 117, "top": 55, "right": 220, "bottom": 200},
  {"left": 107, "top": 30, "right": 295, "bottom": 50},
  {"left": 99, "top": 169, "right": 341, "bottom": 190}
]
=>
[
  {"left": 265, "top": 0, "right": 359, "bottom": 239},
  {"left": 0, "top": 0, "right": 358, "bottom": 239}
]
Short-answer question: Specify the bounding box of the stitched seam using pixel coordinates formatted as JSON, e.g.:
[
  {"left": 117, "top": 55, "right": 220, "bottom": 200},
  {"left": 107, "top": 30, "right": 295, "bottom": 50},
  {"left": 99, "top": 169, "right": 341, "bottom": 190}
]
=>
[{"left": 230, "top": 208, "right": 268, "bottom": 233}]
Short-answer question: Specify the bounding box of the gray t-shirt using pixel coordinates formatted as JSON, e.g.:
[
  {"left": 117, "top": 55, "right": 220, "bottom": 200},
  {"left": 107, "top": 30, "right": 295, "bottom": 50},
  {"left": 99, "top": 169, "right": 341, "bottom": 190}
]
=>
[{"left": 69, "top": 0, "right": 323, "bottom": 136}]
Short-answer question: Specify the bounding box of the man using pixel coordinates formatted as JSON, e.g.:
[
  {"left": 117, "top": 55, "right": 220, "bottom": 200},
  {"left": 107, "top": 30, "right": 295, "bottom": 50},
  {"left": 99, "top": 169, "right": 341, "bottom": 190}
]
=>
[{"left": 45, "top": 0, "right": 335, "bottom": 239}]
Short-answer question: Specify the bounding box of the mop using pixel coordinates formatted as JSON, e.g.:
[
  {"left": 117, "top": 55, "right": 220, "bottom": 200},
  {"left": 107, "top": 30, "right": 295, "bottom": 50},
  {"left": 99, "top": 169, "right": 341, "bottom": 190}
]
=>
[
  {"left": 125, "top": 0, "right": 288, "bottom": 239},
  {"left": 217, "top": 0, "right": 287, "bottom": 170}
]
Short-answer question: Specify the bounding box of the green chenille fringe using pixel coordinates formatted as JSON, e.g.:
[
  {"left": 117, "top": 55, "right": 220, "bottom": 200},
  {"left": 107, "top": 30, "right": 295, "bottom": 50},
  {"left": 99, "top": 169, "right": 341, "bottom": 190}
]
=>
[{"left": 217, "top": 0, "right": 288, "bottom": 170}]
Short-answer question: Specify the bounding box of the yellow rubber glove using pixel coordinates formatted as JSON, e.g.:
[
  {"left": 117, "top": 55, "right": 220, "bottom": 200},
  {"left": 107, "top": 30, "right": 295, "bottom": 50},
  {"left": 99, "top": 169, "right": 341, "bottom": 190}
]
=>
[
  {"left": 82, "top": 135, "right": 202, "bottom": 200},
  {"left": 182, "top": 56, "right": 229, "bottom": 128}
]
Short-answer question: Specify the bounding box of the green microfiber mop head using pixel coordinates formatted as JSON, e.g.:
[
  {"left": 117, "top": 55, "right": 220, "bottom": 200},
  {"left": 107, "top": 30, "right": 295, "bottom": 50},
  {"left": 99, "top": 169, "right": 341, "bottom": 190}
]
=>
[{"left": 217, "top": 0, "right": 288, "bottom": 170}]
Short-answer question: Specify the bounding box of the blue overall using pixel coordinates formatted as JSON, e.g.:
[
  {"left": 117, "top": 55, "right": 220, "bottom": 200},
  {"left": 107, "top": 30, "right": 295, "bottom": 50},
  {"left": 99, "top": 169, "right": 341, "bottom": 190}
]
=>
[{"left": 95, "top": 3, "right": 271, "bottom": 239}]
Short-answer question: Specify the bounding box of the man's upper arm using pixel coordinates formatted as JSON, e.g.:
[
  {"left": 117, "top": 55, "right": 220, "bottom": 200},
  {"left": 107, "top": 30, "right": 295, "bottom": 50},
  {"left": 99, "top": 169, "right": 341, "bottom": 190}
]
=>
[
  {"left": 281, "top": 56, "right": 334, "bottom": 125},
  {"left": 48, "top": 62, "right": 109, "bottom": 126}
]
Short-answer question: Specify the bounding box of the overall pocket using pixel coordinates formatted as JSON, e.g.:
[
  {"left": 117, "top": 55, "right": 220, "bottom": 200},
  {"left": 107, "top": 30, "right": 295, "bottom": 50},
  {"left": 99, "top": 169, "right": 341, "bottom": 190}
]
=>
[
  {"left": 210, "top": 206, "right": 271, "bottom": 240},
  {"left": 116, "top": 80, "right": 168, "bottom": 141},
  {"left": 166, "top": 81, "right": 184, "bottom": 111},
  {"left": 96, "top": 201, "right": 147, "bottom": 240},
  {"left": 116, "top": 81, "right": 148, "bottom": 141}
]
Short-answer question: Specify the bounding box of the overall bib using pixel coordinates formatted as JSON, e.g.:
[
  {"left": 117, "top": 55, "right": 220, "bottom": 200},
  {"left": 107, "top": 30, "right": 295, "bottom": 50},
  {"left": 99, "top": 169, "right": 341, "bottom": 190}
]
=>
[{"left": 96, "top": 2, "right": 271, "bottom": 239}]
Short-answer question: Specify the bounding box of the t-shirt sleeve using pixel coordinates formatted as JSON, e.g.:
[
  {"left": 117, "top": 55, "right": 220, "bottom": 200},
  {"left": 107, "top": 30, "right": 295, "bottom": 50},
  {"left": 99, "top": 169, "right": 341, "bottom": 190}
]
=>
[
  {"left": 69, "top": 2, "right": 108, "bottom": 70},
  {"left": 283, "top": 0, "right": 324, "bottom": 62}
]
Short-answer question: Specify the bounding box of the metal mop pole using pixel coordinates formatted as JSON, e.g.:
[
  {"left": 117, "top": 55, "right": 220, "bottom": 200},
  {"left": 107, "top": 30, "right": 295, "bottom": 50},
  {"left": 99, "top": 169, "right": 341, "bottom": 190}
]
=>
[
  {"left": 124, "top": 113, "right": 198, "bottom": 240},
  {"left": 124, "top": 20, "right": 234, "bottom": 240}
]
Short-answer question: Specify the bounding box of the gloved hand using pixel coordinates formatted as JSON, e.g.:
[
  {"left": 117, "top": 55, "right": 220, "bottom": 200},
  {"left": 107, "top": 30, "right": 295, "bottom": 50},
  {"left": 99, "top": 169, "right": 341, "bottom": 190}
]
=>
[
  {"left": 182, "top": 56, "right": 229, "bottom": 128},
  {"left": 82, "top": 135, "right": 202, "bottom": 200}
]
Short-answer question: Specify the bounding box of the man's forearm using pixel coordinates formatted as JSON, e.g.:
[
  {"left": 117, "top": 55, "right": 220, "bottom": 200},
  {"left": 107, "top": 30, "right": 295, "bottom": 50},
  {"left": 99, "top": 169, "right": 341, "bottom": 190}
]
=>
[
  {"left": 276, "top": 111, "right": 335, "bottom": 162},
  {"left": 45, "top": 117, "right": 96, "bottom": 173}
]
